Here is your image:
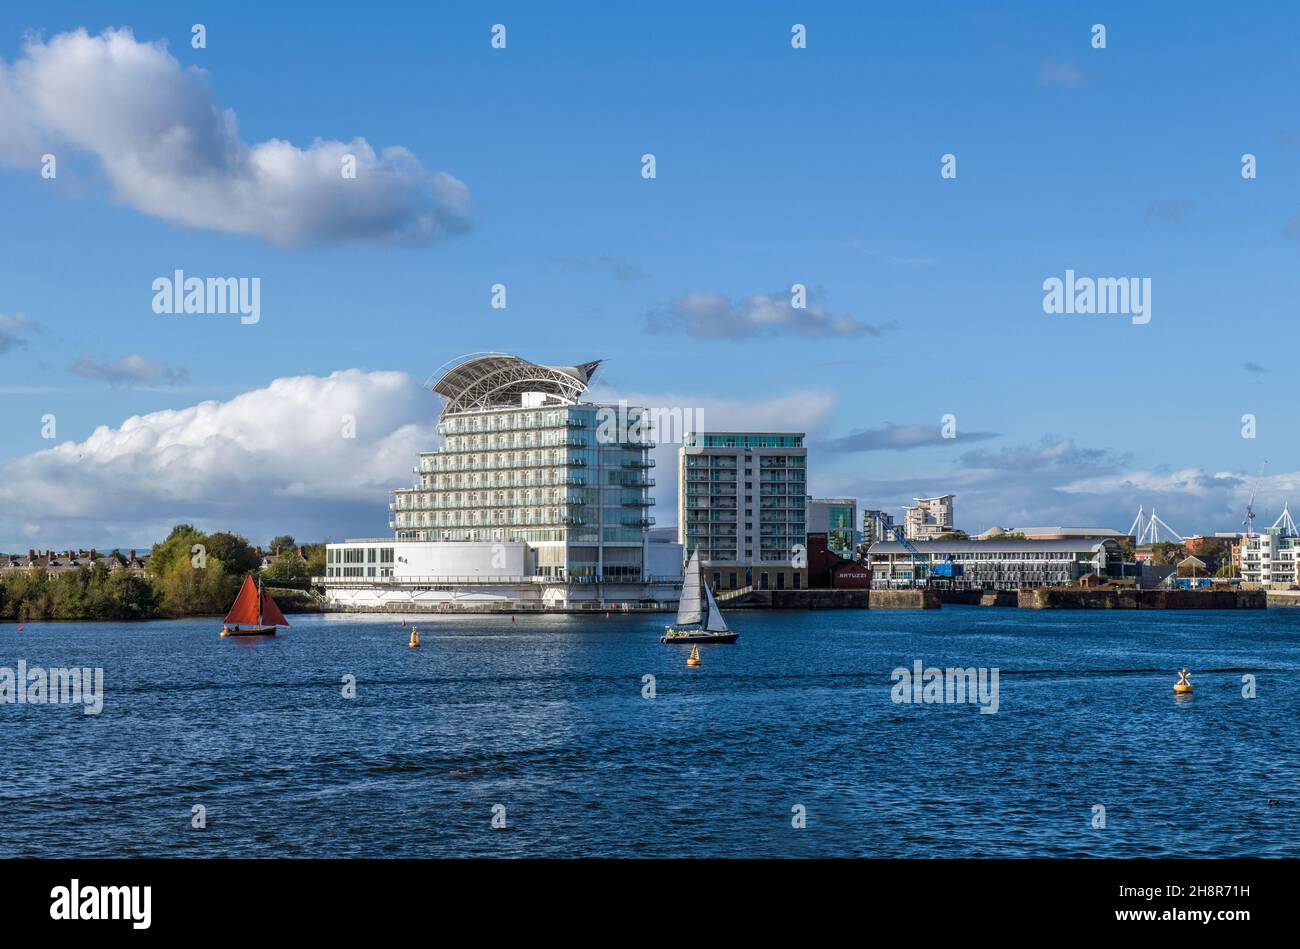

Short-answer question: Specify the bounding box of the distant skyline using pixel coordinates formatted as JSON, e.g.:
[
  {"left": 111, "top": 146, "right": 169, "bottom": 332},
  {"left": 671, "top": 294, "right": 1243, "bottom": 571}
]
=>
[{"left": 3, "top": 3, "right": 1299, "bottom": 549}]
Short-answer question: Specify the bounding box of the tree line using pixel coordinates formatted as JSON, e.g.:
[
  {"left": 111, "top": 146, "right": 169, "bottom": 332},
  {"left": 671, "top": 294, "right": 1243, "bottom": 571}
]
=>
[{"left": 0, "top": 525, "right": 325, "bottom": 622}]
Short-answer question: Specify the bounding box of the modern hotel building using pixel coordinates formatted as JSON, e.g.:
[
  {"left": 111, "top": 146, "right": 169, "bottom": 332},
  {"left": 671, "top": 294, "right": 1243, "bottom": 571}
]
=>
[
  {"left": 678, "top": 432, "right": 808, "bottom": 592},
  {"left": 320, "top": 353, "right": 683, "bottom": 610}
]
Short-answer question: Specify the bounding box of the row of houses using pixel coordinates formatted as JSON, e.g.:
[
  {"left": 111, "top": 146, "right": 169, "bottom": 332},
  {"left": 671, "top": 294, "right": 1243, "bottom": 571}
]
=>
[{"left": 0, "top": 549, "right": 150, "bottom": 573}]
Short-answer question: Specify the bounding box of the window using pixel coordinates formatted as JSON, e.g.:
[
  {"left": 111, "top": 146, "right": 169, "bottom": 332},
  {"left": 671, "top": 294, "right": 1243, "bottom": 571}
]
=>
[{"left": 760, "top": 572, "right": 769, "bottom": 590}]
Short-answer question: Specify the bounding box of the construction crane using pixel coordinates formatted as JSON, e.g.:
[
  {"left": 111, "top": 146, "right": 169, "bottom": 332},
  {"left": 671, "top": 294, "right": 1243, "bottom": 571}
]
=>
[{"left": 1244, "top": 461, "right": 1267, "bottom": 536}]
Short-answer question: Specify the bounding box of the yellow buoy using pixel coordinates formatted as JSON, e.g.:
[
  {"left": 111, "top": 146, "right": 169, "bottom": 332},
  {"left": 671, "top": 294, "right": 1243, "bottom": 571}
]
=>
[
  {"left": 220, "top": 626, "right": 230, "bottom": 638},
  {"left": 686, "top": 644, "right": 701, "bottom": 667},
  {"left": 408, "top": 626, "right": 420, "bottom": 649},
  {"left": 1173, "top": 667, "right": 1193, "bottom": 694}
]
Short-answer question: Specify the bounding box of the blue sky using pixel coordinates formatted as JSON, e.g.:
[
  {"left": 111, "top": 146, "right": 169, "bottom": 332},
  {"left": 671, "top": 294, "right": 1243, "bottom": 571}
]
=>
[{"left": 2, "top": 2, "right": 1299, "bottom": 549}]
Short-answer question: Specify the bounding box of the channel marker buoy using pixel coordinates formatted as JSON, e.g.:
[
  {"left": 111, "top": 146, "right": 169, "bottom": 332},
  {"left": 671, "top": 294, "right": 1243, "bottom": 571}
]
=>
[
  {"left": 1173, "top": 668, "right": 1193, "bottom": 694},
  {"left": 686, "top": 644, "right": 701, "bottom": 667},
  {"left": 408, "top": 626, "right": 420, "bottom": 649}
]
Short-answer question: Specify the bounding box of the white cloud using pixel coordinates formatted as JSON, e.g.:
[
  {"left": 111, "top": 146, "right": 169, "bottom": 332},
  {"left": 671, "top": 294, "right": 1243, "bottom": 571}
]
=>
[
  {"left": 0, "top": 369, "right": 440, "bottom": 549},
  {"left": 0, "top": 28, "right": 471, "bottom": 247}
]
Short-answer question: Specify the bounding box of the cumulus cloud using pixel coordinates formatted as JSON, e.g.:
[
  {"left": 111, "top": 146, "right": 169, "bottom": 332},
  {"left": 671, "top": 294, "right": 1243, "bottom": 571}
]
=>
[
  {"left": 70, "top": 353, "right": 189, "bottom": 387},
  {"left": 646, "top": 289, "right": 887, "bottom": 338},
  {"left": 0, "top": 369, "right": 441, "bottom": 549},
  {"left": 0, "top": 28, "right": 471, "bottom": 247},
  {"left": 0, "top": 312, "right": 40, "bottom": 354},
  {"left": 818, "top": 423, "right": 998, "bottom": 453}
]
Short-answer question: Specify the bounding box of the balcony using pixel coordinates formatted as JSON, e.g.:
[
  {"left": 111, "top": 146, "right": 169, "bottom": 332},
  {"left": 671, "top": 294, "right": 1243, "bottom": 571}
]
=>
[{"left": 623, "top": 459, "right": 656, "bottom": 469}]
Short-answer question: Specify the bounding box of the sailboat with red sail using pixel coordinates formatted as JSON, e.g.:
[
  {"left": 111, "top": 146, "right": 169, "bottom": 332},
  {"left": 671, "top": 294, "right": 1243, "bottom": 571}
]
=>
[{"left": 220, "top": 575, "right": 289, "bottom": 637}]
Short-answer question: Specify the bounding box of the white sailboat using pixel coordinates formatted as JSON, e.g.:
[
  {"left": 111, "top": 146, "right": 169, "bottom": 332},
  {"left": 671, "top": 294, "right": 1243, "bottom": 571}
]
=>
[{"left": 661, "top": 550, "right": 739, "bottom": 644}]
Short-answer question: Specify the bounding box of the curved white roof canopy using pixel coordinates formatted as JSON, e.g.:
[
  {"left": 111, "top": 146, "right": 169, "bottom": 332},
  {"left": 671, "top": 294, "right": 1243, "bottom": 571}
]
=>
[{"left": 428, "top": 352, "right": 602, "bottom": 418}]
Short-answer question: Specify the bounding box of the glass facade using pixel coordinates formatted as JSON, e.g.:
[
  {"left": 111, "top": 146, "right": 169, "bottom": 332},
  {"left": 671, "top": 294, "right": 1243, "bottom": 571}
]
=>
[
  {"left": 827, "top": 504, "right": 854, "bottom": 557},
  {"left": 390, "top": 403, "right": 655, "bottom": 579}
]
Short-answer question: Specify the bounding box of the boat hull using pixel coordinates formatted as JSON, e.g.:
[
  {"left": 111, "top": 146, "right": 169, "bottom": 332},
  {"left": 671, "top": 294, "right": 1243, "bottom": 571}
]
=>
[
  {"left": 222, "top": 625, "right": 278, "bottom": 637},
  {"left": 660, "top": 629, "right": 738, "bottom": 644}
]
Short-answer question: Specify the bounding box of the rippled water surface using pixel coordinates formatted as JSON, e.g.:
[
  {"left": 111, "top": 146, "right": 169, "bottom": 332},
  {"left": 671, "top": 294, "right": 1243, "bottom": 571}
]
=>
[{"left": 2, "top": 607, "right": 1297, "bottom": 857}]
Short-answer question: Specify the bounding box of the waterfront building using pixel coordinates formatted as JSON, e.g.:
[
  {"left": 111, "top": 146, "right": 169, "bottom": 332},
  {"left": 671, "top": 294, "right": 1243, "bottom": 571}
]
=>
[
  {"left": 806, "top": 498, "right": 857, "bottom": 558},
  {"left": 321, "top": 353, "right": 683, "bottom": 609},
  {"left": 867, "top": 537, "right": 1126, "bottom": 588},
  {"left": 1240, "top": 530, "right": 1300, "bottom": 586},
  {"left": 903, "top": 494, "right": 955, "bottom": 540},
  {"left": 678, "top": 431, "right": 807, "bottom": 592}
]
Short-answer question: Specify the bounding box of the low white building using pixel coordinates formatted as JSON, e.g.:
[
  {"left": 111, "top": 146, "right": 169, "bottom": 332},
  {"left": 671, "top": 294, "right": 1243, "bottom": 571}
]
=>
[
  {"left": 867, "top": 537, "right": 1125, "bottom": 588},
  {"left": 322, "top": 538, "right": 682, "bottom": 610},
  {"left": 1240, "top": 530, "right": 1299, "bottom": 586}
]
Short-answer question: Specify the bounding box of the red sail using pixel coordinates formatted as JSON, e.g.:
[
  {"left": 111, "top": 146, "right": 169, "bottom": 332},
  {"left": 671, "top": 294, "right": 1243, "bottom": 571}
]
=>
[
  {"left": 260, "top": 589, "right": 289, "bottom": 628},
  {"left": 224, "top": 575, "right": 261, "bottom": 625}
]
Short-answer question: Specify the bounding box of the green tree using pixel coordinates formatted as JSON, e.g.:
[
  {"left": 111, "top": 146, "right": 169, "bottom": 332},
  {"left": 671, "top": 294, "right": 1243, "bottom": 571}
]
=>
[
  {"left": 265, "top": 549, "right": 308, "bottom": 580},
  {"left": 300, "top": 542, "right": 326, "bottom": 578},
  {"left": 205, "top": 531, "right": 261, "bottom": 577},
  {"left": 148, "top": 524, "right": 206, "bottom": 578},
  {"left": 1148, "top": 541, "right": 1185, "bottom": 566},
  {"left": 158, "top": 557, "right": 234, "bottom": 616},
  {"left": 269, "top": 535, "right": 296, "bottom": 555}
]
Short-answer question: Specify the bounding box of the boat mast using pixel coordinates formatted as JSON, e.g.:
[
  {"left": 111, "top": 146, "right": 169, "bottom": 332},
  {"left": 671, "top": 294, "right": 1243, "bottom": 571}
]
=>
[{"left": 257, "top": 575, "right": 264, "bottom": 626}]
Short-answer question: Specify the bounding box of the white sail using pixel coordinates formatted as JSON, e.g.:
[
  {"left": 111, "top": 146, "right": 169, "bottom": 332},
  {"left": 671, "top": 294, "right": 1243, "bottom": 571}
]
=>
[
  {"left": 675, "top": 550, "right": 705, "bottom": 626},
  {"left": 703, "top": 582, "right": 729, "bottom": 632}
]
